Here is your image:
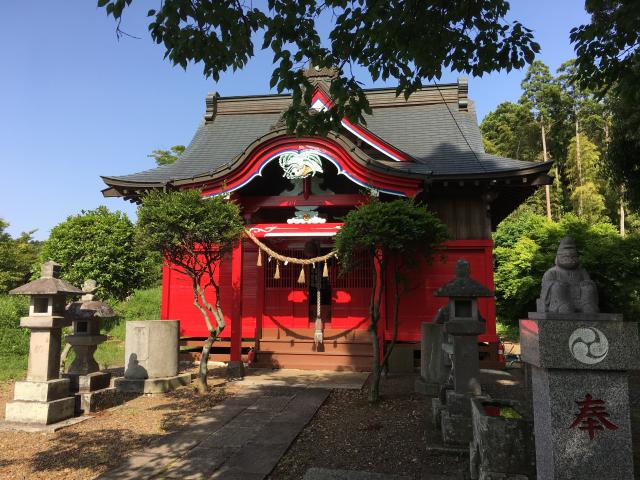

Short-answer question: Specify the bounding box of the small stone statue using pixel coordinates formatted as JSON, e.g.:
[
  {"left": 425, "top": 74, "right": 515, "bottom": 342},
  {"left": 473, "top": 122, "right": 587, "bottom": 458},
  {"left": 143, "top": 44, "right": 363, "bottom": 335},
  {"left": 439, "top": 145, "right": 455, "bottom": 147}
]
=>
[{"left": 537, "top": 236, "right": 599, "bottom": 314}]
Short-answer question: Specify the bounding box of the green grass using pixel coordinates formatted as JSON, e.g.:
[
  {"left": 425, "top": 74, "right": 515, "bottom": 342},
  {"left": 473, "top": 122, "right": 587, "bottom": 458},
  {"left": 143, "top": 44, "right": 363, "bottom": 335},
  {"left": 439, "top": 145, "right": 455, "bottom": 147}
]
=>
[
  {"left": 1, "top": 287, "right": 162, "bottom": 379},
  {"left": 0, "top": 354, "right": 28, "bottom": 381},
  {"left": 496, "top": 321, "right": 520, "bottom": 343}
]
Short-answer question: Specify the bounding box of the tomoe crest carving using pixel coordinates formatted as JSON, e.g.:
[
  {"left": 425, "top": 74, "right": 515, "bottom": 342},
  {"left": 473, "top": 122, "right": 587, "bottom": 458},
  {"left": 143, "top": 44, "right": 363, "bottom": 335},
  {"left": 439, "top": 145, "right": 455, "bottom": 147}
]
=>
[{"left": 568, "top": 327, "right": 609, "bottom": 365}]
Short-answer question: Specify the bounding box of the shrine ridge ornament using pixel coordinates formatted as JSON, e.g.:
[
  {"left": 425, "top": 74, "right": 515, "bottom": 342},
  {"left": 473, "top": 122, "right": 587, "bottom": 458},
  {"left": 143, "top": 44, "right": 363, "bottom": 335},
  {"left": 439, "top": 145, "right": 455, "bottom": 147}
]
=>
[
  {"left": 279, "top": 149, "right": 324, "bottom": 179},
  {"left": 569, "top": 327, "right": 609, "bottom": 365}
]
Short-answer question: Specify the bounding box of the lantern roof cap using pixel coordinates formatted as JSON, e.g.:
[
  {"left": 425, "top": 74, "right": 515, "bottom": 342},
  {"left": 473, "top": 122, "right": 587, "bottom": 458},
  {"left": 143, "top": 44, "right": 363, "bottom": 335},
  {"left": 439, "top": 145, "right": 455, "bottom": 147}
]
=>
[
  {"left": 9, "top": 261, "right": 83, "bottom": 296},
  {"left": 434, "top": 259, "right": 493, "bottom": 298},
  {"left": 66, "top": 279, "right": 115, "bottom": 319}
]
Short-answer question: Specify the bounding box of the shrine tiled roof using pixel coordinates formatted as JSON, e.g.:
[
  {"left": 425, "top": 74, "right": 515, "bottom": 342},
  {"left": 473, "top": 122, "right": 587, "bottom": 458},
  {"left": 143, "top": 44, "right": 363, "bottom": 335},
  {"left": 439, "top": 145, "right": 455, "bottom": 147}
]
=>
[{"left": 102, "top": 81, "right": 552, "bottom": 193}]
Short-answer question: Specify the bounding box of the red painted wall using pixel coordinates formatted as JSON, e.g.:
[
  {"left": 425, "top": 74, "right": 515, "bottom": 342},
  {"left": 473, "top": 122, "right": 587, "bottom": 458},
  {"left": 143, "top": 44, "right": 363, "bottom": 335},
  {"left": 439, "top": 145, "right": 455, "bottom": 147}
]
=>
[
  {"left": 161, "top": 239, "right": 496, "bottom": 343},
  {"left": 384, "top": 240, "right": 496, "bottom": 343}
]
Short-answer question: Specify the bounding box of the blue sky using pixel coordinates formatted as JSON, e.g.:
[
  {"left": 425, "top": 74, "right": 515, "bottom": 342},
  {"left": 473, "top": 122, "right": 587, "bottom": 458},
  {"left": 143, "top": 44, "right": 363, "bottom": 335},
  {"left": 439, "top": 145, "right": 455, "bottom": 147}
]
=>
[{"left": 0, "top": 1, "right": 589, "bottom": 240}]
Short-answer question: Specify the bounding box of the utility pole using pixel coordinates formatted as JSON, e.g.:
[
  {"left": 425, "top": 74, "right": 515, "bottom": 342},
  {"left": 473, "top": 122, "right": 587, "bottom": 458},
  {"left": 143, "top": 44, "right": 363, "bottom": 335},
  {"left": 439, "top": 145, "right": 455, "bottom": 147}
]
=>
[{"left": 541, "top": 115, "right": 552, "bottom": 220}]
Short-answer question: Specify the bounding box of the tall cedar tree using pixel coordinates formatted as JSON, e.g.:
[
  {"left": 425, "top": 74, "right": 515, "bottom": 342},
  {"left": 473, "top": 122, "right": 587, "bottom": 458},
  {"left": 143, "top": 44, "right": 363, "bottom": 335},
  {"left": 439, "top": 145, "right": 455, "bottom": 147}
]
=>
[
  {"left": 571, "top": 1, "right": 640, "bottom": 208},
  {"left": 98, "top": 0, "right": 538, "bottom": 135},
  {"left": 137, "top": 190, "right": 244, "bottom": 392},
  {"left": 334, "top": 199, "right": 448, "bottom": 403}
]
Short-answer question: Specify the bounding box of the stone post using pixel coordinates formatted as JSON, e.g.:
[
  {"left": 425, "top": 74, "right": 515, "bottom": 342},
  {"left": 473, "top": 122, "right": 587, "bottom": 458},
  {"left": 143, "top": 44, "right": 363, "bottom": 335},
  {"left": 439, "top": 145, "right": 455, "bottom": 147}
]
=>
[
  {"left": 520, "top": 312, "right": 639, "bottom": 480},
  {"left": 520, "top": 236, "right": 640, "bottom": 479},
  {"left": 415, "top": 322, "right": 447, "bottom": 395},
  {"left": 115, "top": 320, "right": 191, "bottom": 393}
]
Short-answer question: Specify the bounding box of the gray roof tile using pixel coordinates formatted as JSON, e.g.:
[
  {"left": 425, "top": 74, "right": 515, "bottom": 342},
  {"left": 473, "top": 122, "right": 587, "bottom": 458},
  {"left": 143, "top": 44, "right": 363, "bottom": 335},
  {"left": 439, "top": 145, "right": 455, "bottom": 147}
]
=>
[{"left": 103, "top": 94, "right": 547, "bottom": 185}]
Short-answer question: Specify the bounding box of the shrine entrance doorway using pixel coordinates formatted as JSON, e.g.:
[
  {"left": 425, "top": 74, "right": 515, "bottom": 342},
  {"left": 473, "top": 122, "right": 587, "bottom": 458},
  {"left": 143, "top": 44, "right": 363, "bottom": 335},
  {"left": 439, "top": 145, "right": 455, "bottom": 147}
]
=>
[{"left": 262, "top": 238, "right": 333, "bottom": 330}]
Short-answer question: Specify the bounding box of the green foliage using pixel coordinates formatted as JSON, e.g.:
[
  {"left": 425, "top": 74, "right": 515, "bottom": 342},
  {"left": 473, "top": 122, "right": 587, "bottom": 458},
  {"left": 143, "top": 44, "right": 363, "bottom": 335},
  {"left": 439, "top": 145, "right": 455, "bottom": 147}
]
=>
[
  {"left": 335, "top": 199, "right": 448, "bottom": 273},
  {"left": 137, "top": 190, "right": 244, "bottom": 279},
  {"left": 570, "top": 1, "right": 640, "bottom": 211},
  {"left": 0, "top": 294, "right": 30, "bottom": 381},
  {"left": 138, "top": 190, "right": 244, "bottom": 391},
  {"left": 115, "top": 286, "right": 162, "bottom": 322},
  {"left": 481, "top": 59, "right": 623, "bottom": 225},
  {"left": 148, "top": 145, "right": 185, "bottom": 166},
  {"left": 494, "top": 212, "right": 640, "bottom": 324},
  {"left": 335, "top": 198, "right": 447, "bottom": 402},
  {"left": 98, "top": 0, "right": 539, "bottom": 135},
  {"left": 103, "top": 287, "right": 162, "bottom": 341},
  {"left": 0, "top": 295, "right": 29, "bottom": 357},
  {"left": 603, "top": 72, "right": 640, "bottom": 209},
  {"left": 0, "top": 355, "right": 28, "bottom": 381},
  {"left": 566, "top": 135, "right": 608, "bottom": 222},
  {"left": 0, "top": 219, "right": 41, "bottom": 293},
  {"left": 480, "top": 101, "right": 540, "bottom": 161},
  {"left": 570, "top": 0, "right": 640, "bottom": 95},
  {"left": 36, "top": 206, "right": 153, "bottom": 300}
]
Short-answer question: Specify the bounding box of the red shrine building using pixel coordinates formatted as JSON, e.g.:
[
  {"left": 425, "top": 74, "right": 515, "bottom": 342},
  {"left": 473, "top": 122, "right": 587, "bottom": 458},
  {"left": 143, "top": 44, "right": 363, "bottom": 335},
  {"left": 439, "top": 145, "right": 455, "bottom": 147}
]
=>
[{"left": 102, "top": 70, "right": 552, "bottom": 371}]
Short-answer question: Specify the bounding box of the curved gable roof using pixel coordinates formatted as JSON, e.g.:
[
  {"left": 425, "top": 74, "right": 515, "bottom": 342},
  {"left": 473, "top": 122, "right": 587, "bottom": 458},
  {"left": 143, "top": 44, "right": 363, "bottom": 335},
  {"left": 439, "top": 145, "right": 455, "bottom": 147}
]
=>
[{"left": 102, "top": 82, "right": 552, "bottom": 194}]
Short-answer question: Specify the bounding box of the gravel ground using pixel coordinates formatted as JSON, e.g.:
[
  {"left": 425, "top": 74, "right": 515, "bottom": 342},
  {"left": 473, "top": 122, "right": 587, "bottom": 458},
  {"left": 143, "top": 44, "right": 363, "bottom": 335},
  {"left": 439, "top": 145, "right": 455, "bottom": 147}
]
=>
[
  {"left": 269, "top": 373, "right": 470, "bottom": 480},
  {"left": 0, "top": 372, "right": 233, "bottom": 480},
  {"left": 1, "top": 366, "right": 638, "bottom": 479},
  {"left": 271, "top": 368, "right": 640, "bottom": 480}
]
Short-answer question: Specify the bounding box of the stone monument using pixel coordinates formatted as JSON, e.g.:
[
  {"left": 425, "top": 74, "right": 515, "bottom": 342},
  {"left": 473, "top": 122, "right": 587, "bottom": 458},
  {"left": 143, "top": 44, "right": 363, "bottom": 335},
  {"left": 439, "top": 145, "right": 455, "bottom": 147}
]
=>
[
  {"left": 431, "top": 259, "right": 493, "bottom": 446},
  {"left": 520, "top": 236, "right": 640, "bottom": 479},
  {"left": 415, "top": 307, "right": 449, "bottom": 395},
  {"left": 5, "top": 261, "right": 82, "bottom": 425},
  {"left": 115, "top": 320, "right": 191, "bottom": 393},
  {"left": 64, "top": 279, "right": 120, "bottom": 413}
]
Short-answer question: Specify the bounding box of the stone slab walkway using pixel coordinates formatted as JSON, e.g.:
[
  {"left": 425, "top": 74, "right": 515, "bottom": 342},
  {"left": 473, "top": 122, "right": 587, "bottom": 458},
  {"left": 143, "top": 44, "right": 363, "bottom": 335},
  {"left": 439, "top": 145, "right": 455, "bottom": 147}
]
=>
[
  {"left": 97, "top": 386, "right": 329, "bottom": 480},
  {"left": 303, "top": 468, "right": 412, "bottom": 480},
  {"left": 234, "top": 368, "right": 369, "bottom": 390}
]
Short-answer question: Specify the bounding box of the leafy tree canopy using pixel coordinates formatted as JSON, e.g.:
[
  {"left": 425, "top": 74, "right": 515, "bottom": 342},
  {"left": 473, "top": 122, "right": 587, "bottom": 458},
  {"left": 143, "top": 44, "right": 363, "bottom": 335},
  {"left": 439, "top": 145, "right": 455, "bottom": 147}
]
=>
[
  {"left": 99, "top": 0, "right": 539, "bottom": 135},
  {"left": 570, "top": 0, "right": 640, "bottom": 95},
  {"left": 137, "top": 189, "right": 244, "bottom": 391},
  {"left": 494, "top": 211, "right": 640, "bottom": 323},
  {"left": 148, "top": 145, "right": 185, "bottom": 166},
  {"left": 480, "top": 101, "right": 540, "bottom": 161},
  {"left": 570, "top": 1, "right": 640, "bottom": 209},
  {"left": 0, "top": 219, "right": 41, "bottom": 294},
  {"left": 36, "top": 207, "right": 149, "bottom": 300},
  {"left": 335, "top": 198, "right": 448, "bottom": 402}
]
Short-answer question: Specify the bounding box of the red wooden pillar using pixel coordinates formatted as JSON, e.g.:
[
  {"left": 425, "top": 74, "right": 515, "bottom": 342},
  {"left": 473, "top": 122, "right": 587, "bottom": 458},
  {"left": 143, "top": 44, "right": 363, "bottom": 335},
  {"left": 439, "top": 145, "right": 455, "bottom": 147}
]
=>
[
  {"left": 230, "top": 242, "right": 243, "bottom": 361},
  {"left": 229, "top": 241, "right": 244, "bottom": 375},
  {"left": 374, "top": 249, "right": 385, "bottom": 363}
]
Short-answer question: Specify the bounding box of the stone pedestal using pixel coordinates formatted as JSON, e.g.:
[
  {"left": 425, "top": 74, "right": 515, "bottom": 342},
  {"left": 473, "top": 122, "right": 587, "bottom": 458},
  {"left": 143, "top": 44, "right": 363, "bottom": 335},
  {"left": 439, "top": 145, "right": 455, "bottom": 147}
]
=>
[
  {"left": 469, "top": 397, "right": 535, "bottom": 480},
  {"left": 439, "top": 390, "right": 490, "bottom": 446},
  {"left": 5, "top": 316, "right": 77, "bottom": 425},
  {"left": 415, "top": 323, "right": 446, "bottom": 395},
  {"left": 226, "top": 360, "right": 246, "bottom": 379},
  {"left": 434, "top": 319, "right": 485, "bottom": 446},
  {"left": 64, "top": 370, "right": 115, "bottom": 414},
  {"left": 520, "top": 313, "right": 640, "bottom": 480},
  {"left": 5, "top": 378, "right": 75, "bottom": 425},
  {"left": 116, "top": 320, "right": 187, "bottom": 394}
]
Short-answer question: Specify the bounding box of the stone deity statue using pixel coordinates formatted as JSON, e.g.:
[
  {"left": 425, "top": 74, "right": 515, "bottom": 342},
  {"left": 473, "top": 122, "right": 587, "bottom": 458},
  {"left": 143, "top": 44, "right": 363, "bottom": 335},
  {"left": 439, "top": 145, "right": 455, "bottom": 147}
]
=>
[{"left": 537, "top": 236, "right": 599, "bottom": 314}]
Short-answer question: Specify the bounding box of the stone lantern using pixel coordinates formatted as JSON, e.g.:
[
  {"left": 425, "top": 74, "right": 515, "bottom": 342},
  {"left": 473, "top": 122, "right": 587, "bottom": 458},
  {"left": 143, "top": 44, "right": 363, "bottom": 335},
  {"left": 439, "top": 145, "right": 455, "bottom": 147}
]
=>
[
  {"left": 432, "top": 258, "right": 493, "bottom": 446},
  {"left": 435, "top": 259, "right": 493, "bottom": 397},
  {"left": 64, "top": 279, "right": 114, "bottom": 396},
  {"left": 5, "top": 261, "right": 82, "bottom": 425}
]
